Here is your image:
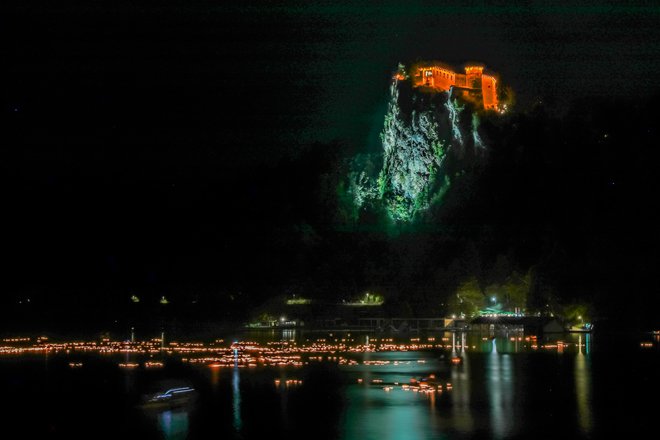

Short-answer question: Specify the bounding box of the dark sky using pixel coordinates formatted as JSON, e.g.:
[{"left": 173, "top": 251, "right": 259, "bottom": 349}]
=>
[
  {"left": 6, "top": 1, "right": 660, "bottom": 150},
  {"left": 2, "top": 0, "right": 660, "bottom": 313}
]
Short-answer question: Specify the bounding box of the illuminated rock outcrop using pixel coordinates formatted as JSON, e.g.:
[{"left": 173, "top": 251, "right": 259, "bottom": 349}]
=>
[
  {"left": 350, "top": 62, "right": 504, "bottom": 222},
  {"left": 377, "top": 78, "right": 448, "bottom": 221}
]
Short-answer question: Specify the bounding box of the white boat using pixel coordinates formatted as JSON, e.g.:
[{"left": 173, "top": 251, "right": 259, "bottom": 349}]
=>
[{"left": 142, "top": 386, "right": 197, "bottom": 409}]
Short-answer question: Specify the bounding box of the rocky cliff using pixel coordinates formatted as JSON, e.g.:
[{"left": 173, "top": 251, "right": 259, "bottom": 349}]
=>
[{"left": 350, "top": 64, "right": 491, "bottom": 222}]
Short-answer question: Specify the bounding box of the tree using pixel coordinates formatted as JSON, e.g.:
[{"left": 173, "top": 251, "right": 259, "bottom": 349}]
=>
[
  {"left": 502, "top": 271, "right": 531, "bottom": 310},
  {"left": 448, "top": 277, "right": 486, "bottom": 317},
  {"left": 561, "top": 303, "right": 591, "bottom": 326},
  {"left": 489, "top": 254, "right": 512, "bottom": 284},
  {"left": 483, "top": 270, "right": 530, "bottom": 312}
]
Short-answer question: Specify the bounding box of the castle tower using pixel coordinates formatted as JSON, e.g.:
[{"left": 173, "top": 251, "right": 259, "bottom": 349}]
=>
[
  {"left": 464, "top": 65, "right": 484, "bottom": 89},
  {"left": 481, "top": 75, "right": 498, "bottom": 110}
]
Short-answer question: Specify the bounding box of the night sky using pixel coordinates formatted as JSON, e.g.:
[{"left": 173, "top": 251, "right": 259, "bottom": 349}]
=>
[{"left": 3, "top": 1, "right": 660, "bottom": 331}]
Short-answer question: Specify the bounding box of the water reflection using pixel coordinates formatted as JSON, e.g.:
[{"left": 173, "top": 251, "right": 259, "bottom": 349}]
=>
[
  {"left": 133, "top": 331, "right": 603, "bottom": 439},
  {"left": 343, "top": 383, "right": 430, "bottom": 440},
  {"left": 450, "top": 332, "right": 474, "bottom": 433},
  {"left": 487, "top": 338, "right": 514, "bottom": 439},
  {"left": 282, "top": 328, "right": 297, "bottom": 341},
  {"left": 233, "top": 347, "right": 242, "bottom": 433},
  {"left": 123, "top": 350, "right": 134, "bottom": 393},
  {"left": 210, "top": 365, "right": 220, "bottom": 390},
  {"left": 575, "top": 334, "right": 592, "bottom": 435},
  {"left": 158, "top": 410, "right": 189, "bottom": 440}
]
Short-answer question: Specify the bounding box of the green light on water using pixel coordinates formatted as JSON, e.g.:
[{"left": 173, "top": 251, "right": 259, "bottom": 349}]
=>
[{"left": 158, "top": 410, "right": 189, "bottom": 440}]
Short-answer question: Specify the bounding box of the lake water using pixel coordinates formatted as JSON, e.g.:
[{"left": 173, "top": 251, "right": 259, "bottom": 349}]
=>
[{"left": 1, "top": 331, "right": 658, "bottom": 439}]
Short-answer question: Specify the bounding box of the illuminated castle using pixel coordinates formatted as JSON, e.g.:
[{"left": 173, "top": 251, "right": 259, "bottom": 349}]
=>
[{"left": 408, "top": 62, "right": 499, "bottom": 110}]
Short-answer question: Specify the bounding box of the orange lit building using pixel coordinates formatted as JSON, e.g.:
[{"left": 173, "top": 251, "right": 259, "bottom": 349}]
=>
[{"left": 411, "top": 63, "right": 499, "bottom": 110}]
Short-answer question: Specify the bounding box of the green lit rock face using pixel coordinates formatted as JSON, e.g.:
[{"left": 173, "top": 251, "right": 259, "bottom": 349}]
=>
[
  {"left": 379, "top": 82, "right": 447, "bottom": 221},
  {"left": 348, "top": 66, "right": 487, "bottom": 222}
]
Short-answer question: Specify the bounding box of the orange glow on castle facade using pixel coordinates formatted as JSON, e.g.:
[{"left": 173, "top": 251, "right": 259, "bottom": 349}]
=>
[{"left": 410, "top": 63, "right": 499, "bottom": 110}]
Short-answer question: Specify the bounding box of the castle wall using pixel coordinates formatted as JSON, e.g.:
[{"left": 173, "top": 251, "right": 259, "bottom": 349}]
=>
[
  {"left": 415, "top": 67, "right": 456, "bottom": 91},
  {"left": 411, "top": 63, "right": 499, "bottom": 111},
  {"left": 481, "top": 74, "right": 498, "bottom": 109}
]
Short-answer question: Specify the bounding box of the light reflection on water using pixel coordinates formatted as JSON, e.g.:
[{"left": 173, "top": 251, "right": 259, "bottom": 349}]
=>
[
  {"left": 282, "top": 328, "right": 297, "bottom": 341},
  {"left": 233, "top": 347, "right": 242, "bottom": 433},
  {"left": 338, "top": 333, "right": 598, "bottom": 439},
  {"left": 487, "top": 341, "right": 514, "bottom": 439},
  {"left": 343, "top": 372, "right": 436, "bottom": 440},
  {"left": 450, "top": 333, "right": 473, "bottom": 434},
  {"left": 158, "top": 410, "right": 189, "bottom": 440},
  {"left": 6, "top": 330, "right": 658, "bottom": 439},
  {"left": 141, "top": 331, "right": 611, "bottom": 439},
  {"left": 575, "top": 334, "right": 592, "bottom": 435}
]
